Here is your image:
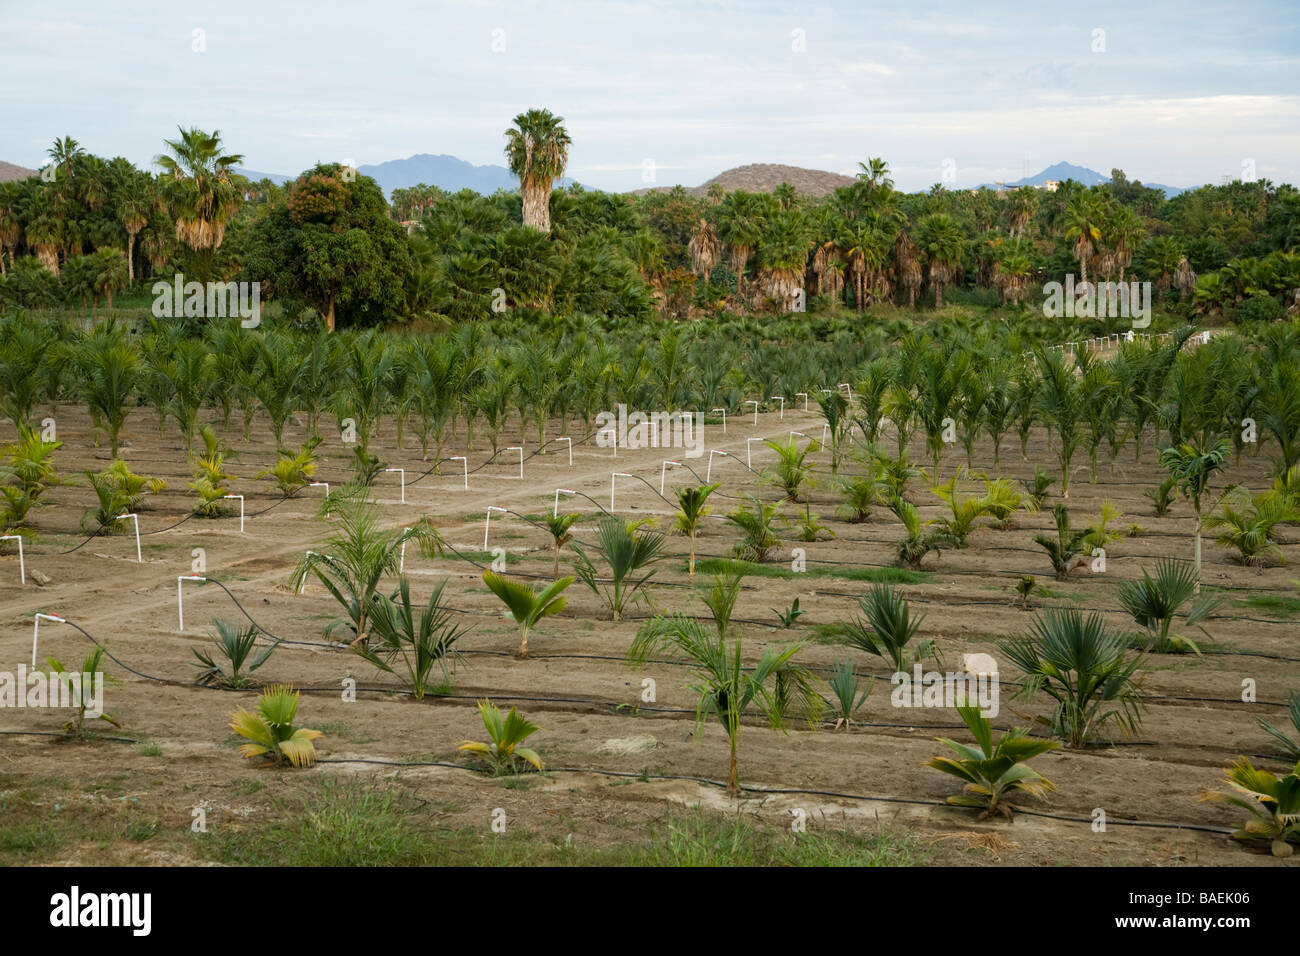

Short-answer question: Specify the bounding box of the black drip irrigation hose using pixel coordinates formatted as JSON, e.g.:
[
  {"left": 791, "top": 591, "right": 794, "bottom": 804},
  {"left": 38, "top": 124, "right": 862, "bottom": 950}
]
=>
[
  {"left": 41, "top": 602, "right": 1298, "bottom": 728},
  {"left": 311, "top": 756, "right": 1237, "bottom": 837}
]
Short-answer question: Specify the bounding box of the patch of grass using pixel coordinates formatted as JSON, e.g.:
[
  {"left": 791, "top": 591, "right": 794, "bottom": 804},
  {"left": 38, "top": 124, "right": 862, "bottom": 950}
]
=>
[
  {"left": 198, "top": 781, "right": 923, "bottom": 867},
  {"left": 693, "top": 557, "right": 928, "bottom": 585},
  {"left": 135, "top": 741, "right": 163, "bottom": 757},
  {"left": 1231, "top": 594, "right": 1300, "bottom": 618}
]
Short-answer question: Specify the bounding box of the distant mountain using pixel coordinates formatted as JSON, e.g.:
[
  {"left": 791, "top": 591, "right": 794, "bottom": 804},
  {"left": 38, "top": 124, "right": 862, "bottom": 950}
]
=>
[
  {"left": 0, "top": 161, "right": 39, "bottom": 183},
  {"left": 235, "top": 153, "right": 578, "bottom": 197},
  {"left": 635, "top": 163, "right": 856, "bottom": 198},
  {"left": 234, "top": 168, "right": 292, "bottom": 186},
  {"left": 978, "top": 161, "right": 1187, "bottom": 197}
]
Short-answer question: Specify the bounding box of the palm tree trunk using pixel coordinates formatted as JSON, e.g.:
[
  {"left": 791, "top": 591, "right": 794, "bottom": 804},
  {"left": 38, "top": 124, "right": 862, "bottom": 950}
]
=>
[
  {"left": 519, "top": 624, "right": 530, "bottom": 658},
  {"left": 1193, "top": 511, "right": 1202, "bottom": 595},
  {"left": 728, "top": 733, "right": 739, "bottom": 795},
  {"left": 689, "top": 533, "right": 696, "bottom": 582}
]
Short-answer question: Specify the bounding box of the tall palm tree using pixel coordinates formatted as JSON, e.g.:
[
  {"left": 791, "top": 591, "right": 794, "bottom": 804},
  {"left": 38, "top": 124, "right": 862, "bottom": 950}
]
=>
[
  {"left": 1063, "top": 193, "right": 1105, "bottom": 286},
  {"left": 46, "top": 136, "right": 84, "bottom": 180},
  {"left": 155, "top": 126, "right": 244, "bottom": 275},
  {"left": 687, "top": 218, "right": 721, "bottom": 277},
  {"left": 915, "top": 213, "right": 965, "bottom": 308},
  {"left": 0, "top": 182, "right": 24, "bottom": 276},
  {"left": 503, "top": 108, "right": 571, "bottom": 233}
]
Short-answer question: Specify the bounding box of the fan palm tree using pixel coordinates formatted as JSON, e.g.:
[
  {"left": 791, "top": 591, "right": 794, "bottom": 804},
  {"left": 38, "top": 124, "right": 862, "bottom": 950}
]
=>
[
  {"left": 1062, "top": 193, "right": 1104, "bottom": 286},
  {"left": 915, "top": 213, "right": 965, "bottom": 308},
  {"left": 504, "top": 108, "right": 571, "bottom": 233},
  {"left": 482, "top": 571, "right": 573, "bottom": 658},
  {"left": 1118, "top": 559, "right": 1223, "bottom": 655},
  {"left": 628, "top": 572, "right": 823, "bottom": 794},
  {"left": 674, "top": 483, "right": 719, "bottom": 583},
  {"left": 1000, "top": 608, "right": 1146, "bottom": 748},
  {"left": 155, "top": 127, "right": 244, "bottom": 276}
]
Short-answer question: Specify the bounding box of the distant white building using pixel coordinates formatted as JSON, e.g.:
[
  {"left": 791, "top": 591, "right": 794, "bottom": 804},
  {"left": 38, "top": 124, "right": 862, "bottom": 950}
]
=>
[{"left": 1041, "top": 180, "right": 1060, "bottom": 193}]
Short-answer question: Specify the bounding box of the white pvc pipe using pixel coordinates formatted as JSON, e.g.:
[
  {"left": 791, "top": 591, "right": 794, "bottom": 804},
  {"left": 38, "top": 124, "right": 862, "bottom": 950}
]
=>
[
  {"left": 309, "top": 481, "right": 330, "bottom": 516},
  {"left": 554, "top": 488, "right": 575, "bottom": 517},
  {"left": 746, "top": 437, "right": 767, "bottom": 469},
  {"left": 177, "top": 574, "right": 206, "bottom": 631},
  {"left": 484, "top": 506, "right": 507, "bottom": 550},
  {"left": 611, "top": 472, "right": 633, "bottom": 511},
  {"left": 771, "top": 396, "right": 785, "bottom": 419},
  {"left": 384, "top": 468, "right": 405, "bottom": 503},
  {"left": 706, "top": 449, "right": 731, "bottom": 482},
  {"left": 660, "top": 460, "right": 681, "bottom": 495},
  {"left": 449, "top": 456, "right": 468, "bottom": 490},
  {"left": 745, "top": 400, "right": 759, "bottom": 427},
  {"left": 117, "top": 513, "right": 141, "bottom": 562},
  {"left": 32, "top": 612, "right": 65, "bottom": 666},
  {"left": 795, "top": 392, "right": 808, "bottom": 411},
  {"left": 555, "top": 437, "right": 572, "bottom": 466},
  {"left": 0, "top": 534, "right": 24, "bottom": 584},
  {"left": 712, "top": 408, "right": 726, "bottom": 433},
  {"left": 506, "top": 446, "right": 523, "bottom": 479},
  {"left": 599, "top": 428, "right": 617, "bottom": 457},
  {"left": 222, "top": 494, "right": 245, "bottom": 532}
]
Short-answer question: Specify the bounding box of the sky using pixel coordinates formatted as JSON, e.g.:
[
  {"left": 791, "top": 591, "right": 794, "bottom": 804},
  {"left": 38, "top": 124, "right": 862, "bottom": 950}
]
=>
[{"left": 2, "top": 0, "right": 1299, "bottom": 193}]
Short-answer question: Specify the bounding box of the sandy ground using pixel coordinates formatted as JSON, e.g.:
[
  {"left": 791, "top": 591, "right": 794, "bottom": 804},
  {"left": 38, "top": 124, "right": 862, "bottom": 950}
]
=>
[{"left": 0, "top": 401, "right": 1296, "bottom": 866}]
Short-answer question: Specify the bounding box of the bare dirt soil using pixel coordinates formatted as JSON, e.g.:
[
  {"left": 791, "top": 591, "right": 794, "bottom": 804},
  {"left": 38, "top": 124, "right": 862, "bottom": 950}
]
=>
[{"left": 1, "top": 403, "right": 1296, "bottom": 866}]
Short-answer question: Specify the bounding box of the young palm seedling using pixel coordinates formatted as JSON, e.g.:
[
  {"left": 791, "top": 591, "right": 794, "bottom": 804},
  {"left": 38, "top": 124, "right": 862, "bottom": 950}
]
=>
[
  {"left": 482, "top": 570, "right": 573, "bottom": 658},
  {"left": 228, "top": 685, "right": 323, "bottom": 767},
  {"left": 192, "top": 619, "right": 279, "bottom": 688},
  {"left": 835, "top": 470, "right": 879, "bottom": 523},
  {"left": 674, "top": 483, "right": 719, "bottom": 583},
  {"left": 356, "top": 577, "right": 468, "bottom": 696},
  {"left": 887, "top": 495, "right": 956, "bottom": 570},
  {"left": 1034, "top": 503, "right": 1091, "bottom": 581},
  {"left": 825, "top": 658, "right": 873, "bottom": 730},
  {"left": 1257, "top": 691, "right": 1300, "bottom": 761},
  {"left": 927, "top": 466, "right": 994, "bottom": 547},
  {"left": 999, "top": 608, "right": 1146, "bottom": 748},
  {"left": 1207, "top": 487, "right": 1299, "bottom": 567},
  {"left": 725, "top": 494, "right": 783, "bottom": 563},
  {"left": 842, "top": 584, "right": 935, "bottom": 672},
  {"left": 544, "top": 511, "right": 580, "bottom": 577},
  {"left": 1201, "top": 757, "right": 1300, "bottom": 857},
  {"left": 256, "top": 437, "right": 321, "bottom": 497},
  {"left": 44, "top": 646, "right": 121, "bottom": 736},
  {"left": 1015, "top": 575, "right": 1036, "bottom": 610},
  {"left": 1117, "top": 558, "right": 1223, "bottom": 655},
  {"left": 458, "top": 699, "right": 544, "bottom": 775},
  {"left": 927, "top": 704, "right": 1059, "bottom": 820},
  {"left": 794, "top": 503, "right": 833, "bottom": 542},
  {"left": 628, "top": 572, "right": 823, "bottom": 793},
  {"left": 1020, "top": 465, "right": 1056, "bottom": 512},
  {"left": 1143, "top": 475, "right": 1177, "bottom": 517},
  {"left": 573, "top": 515, "right": 664, "bottom": 621},
  {"left": 291, "top": 489, "right": 445, "bottom": 645},
  {"left": 190, "top": 425, "right": 237, "bottom": 518},
  {"left": 771, "top": 597, "right": 805, "bottom": 629},
  {"left": 761, "top": 436, "right": 817, "bottom": 501}
]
